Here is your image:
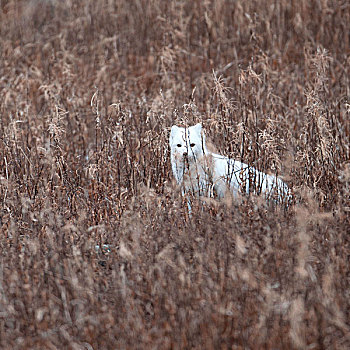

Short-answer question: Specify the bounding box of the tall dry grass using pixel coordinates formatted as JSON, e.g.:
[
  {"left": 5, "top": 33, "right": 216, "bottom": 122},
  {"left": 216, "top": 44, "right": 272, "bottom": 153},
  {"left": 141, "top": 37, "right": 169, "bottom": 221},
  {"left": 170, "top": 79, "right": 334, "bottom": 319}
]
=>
[{"left": 0, "top": 0, "right": 349, "bottom": 349}]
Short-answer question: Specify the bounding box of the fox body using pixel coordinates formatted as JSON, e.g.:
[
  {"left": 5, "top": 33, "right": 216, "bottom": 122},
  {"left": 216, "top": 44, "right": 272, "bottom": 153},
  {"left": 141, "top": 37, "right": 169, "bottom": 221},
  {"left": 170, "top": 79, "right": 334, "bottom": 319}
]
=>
[{"left": 169, "top": 123, "right": 290, "bottom": 202}]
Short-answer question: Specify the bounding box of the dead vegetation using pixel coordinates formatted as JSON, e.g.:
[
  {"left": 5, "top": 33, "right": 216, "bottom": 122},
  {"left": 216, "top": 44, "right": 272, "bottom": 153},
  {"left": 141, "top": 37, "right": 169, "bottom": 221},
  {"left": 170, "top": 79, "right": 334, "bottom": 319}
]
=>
[{"left": 0, "top": 0, "right": 349, "bottom": 349}]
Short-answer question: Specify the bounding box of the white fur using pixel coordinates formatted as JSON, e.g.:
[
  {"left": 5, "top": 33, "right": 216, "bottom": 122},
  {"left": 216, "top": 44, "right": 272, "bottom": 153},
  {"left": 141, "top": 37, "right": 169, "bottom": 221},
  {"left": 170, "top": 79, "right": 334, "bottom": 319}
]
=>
[{"left": 169, "top": 123, "right": 290, "bottom": 203}]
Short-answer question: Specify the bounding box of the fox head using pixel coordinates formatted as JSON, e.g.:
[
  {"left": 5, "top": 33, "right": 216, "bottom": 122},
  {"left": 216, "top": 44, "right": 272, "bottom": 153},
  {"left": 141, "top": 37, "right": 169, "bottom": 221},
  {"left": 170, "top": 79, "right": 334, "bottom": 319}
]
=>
[
  {"left": 169, "top": 123, "right": 207, "bottom": 184},
  {"left": 169, "top": 123, "right": 207, "bottom": 162}
]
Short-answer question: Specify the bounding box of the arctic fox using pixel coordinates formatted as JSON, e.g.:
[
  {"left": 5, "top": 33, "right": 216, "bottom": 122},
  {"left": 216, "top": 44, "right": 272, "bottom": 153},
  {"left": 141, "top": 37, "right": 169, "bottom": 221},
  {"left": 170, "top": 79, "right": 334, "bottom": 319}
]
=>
[{"left": 169, "top": 123, "right": 290, "bottom": 203}]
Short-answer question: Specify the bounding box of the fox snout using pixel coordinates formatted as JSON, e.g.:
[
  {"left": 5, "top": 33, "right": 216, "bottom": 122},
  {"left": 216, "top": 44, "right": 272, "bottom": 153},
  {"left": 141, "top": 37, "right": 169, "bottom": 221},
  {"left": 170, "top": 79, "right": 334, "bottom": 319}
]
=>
[
  {"left": 174, "top": 147, "right": 189, "bottom": 158},
  {"left": 173, "top": 150, "right": 188, "bottom": 161}
]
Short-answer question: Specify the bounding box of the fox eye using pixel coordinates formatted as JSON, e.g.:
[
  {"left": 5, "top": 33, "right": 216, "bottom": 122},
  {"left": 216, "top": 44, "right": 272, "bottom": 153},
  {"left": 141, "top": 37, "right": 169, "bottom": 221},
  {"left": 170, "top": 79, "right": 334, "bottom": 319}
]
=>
[
  {"left": 177, "top": 144, "right": 181, "bottom": 147},
  {"left": 190, "top": 143, "right": 195, "bottom": 147}
]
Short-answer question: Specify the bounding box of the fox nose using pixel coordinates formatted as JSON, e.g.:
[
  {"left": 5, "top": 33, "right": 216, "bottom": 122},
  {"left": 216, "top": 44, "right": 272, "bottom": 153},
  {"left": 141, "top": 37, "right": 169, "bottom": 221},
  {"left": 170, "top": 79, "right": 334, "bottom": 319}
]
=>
[{"left": 183, "top": 151, "right": 188, "bottom": 157}]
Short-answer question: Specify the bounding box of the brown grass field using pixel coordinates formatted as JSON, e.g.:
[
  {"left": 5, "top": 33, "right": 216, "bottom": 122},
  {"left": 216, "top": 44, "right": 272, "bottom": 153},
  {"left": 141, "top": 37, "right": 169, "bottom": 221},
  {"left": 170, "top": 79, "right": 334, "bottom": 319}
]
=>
[{"left": 0, "top": 0, "right": 349, "bottom": 349}]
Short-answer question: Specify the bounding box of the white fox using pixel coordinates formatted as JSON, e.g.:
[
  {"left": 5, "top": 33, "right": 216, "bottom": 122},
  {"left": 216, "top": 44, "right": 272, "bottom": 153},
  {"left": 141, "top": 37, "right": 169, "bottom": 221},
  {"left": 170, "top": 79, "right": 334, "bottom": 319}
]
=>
[{"left": 169, "top": 123, "right": 290, "bottom": 204}]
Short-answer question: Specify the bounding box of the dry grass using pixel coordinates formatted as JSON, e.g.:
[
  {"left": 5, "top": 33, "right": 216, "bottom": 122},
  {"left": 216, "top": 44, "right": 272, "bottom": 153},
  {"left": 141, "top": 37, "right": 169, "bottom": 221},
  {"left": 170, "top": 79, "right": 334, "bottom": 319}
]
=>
[{"left": 0, "top": 0, "right": 349, "bottom": 349}]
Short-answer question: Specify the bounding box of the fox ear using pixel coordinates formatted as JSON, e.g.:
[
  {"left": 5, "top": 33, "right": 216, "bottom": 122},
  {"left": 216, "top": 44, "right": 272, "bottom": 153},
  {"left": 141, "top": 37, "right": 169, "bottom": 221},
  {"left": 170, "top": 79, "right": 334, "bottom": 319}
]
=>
[
  {"left": 170, "top": 125, "right": 179, "bottom": 140},
  {"left": 192, "top": 123, "right": 207, "bottom": 152},
  {"left": 192, "top": 123, "right": 202, "bottom": 134}
]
